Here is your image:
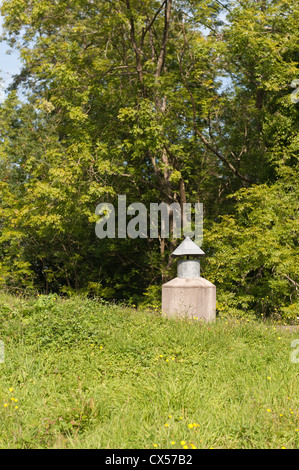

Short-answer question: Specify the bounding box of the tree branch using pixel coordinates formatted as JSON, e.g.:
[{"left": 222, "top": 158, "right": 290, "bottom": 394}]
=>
[
  {"left": 178, "top": 54, "right": 254, "bottom": 184},
  {"left": 126, "top": 0, "right": 144, "bottom": 86},
  {"left": 141, "top": 1, "right": 166, "bottom": 45},
  {"left": 155, "top": 0, "right": 172, "bottom": 78},
  {"left": 281, "top": 273, "right": 299, "bottom": 289}
]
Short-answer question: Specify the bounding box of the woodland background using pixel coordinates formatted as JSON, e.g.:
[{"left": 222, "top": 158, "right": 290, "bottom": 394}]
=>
[{"left": 0, "top": 0, "right": 298, "bottom": 319}]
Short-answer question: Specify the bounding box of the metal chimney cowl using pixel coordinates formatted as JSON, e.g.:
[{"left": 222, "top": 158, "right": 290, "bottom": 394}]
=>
[{"left": 162, "top": 237, "right": 216, "bottom": 322}]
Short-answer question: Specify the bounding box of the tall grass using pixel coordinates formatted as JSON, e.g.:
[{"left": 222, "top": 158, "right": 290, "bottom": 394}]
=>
[{"left": 0, "top": 291, "right": 298, "bottom": 449}]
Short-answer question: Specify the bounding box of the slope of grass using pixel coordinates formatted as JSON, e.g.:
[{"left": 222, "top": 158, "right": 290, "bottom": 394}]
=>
[{"left": 0, "top": 291, "right": 298, "bottom": 449}]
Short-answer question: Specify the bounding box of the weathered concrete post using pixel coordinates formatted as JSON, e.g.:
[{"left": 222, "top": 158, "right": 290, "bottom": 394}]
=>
[{"left": 162, "top": 237, "right": 216, "bottom": 321}]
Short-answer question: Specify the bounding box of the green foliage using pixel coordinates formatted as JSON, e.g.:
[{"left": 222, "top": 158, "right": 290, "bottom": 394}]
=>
[
  {"left": 0, "top": 0, "right": 298, "bottom": 316},
  {"left": 204, "top": 170, "right": 299, "bottom": 320}
]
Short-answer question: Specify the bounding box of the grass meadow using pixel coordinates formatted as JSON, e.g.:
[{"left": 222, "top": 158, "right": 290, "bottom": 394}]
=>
[{"left": 0, "top": 291, "right": 298, "bottom": 449}]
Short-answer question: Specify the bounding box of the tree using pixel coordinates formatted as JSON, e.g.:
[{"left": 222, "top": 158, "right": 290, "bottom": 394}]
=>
[
  {"left": 0, "top": 0, "right": 298, "bottom": 318},
  {"left": 1, "top": 0, "right": 225, "bottom": 288}
]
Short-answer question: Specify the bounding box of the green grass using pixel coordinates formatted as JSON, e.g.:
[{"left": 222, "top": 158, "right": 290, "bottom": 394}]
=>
[{"left": 0, "top": 291, "right": 298, "bottom": 449}]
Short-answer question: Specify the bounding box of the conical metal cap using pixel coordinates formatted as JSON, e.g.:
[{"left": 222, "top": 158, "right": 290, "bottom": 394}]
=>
[{"left": 171, "top": 236, "right": 205, "bottom": 257}]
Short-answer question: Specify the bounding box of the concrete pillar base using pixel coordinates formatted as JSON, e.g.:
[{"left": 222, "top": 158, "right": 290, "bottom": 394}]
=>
[{"left": 162, "top": 277, "right": 216, "bottom": 322}]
